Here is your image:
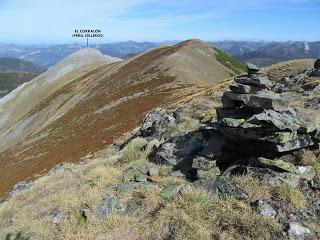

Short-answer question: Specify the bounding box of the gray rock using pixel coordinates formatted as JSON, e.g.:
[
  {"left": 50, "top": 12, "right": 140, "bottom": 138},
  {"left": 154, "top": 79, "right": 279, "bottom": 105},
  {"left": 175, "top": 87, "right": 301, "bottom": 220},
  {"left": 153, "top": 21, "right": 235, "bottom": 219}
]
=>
[
  {"left": 275, "top": 134, "right": 314, "bottom": 152},
  {"left": 297, "top": 166, "right": 316, "bottom": 181},
  {"left": 216, "top": 107, "right": 253, "bottom": 121},
  {"left": 284, "top": 222, "right": 311, "bottom": 240},
  {"left": 52, "top": 208, "right": 63, "bottom": 225},
  {"left": 252, "top": 200, "right": 277, "bottom": 218},
  {"left": 123, "top": 168, "right": 148, "bottom": 183},
  {"left": 10, "top": 182, "right": 32, "bottom": 197},
  {"left": 155, "top": 132, "right": 204, "bottom": 166},
  {"left": 113, "top": 182, "right": 154, "bottom": 195},
  {"left": 230, "top": 83, "right": 262, "bottom": 94},
  {"left": 94, "top": 195, "right": 125, "bottom": 219},
  {"left": 235, "top": 75, "right": 273, "bottom": 89},
  {"left": 220, "top": 118, "right": 246, "bottom": 127},
  {"left": 173, "top": 107, "right": 188, "bottom": 123},
  {"left": 223, "top": 91, "right": 289, "bottom": 112},
  {"left": 160, "top": 184, "right": 190, "bottom": 200},
  {"left": 192, "top": 156, "right": 216, "bottom": 170},
  {"left": 194, "top": 176, "right": 247, "bottom": 200},
  {"left": 220, "top": 126, "right": 298, "bottom": 143},
  {"left": 243, "top": 110, "right": 301, "bottom": 132},
  {"left": 199, "top": 136, "right": 225, "bottom": 159},
  {"left": 139, "top": 108, "right": 176, "bottom": 140},
  {"left": 246, "top": 63, "right": 260, "bottom": 73},
  {"left": 314, "top": 59, "right": 320, "bottom": 70}
]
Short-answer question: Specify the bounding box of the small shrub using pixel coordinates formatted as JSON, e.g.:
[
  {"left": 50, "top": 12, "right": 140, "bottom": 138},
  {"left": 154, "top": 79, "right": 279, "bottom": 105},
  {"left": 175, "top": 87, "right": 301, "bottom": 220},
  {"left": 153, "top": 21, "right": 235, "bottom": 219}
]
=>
[
  {"left": 232, "top": 174, "right": 271, "bottom": 201},
  {"left": 273, "top": 183, "right": 306, "bottom": 210},
  {"left": 121, "top": 137, "right": 148, "bottom": 163}
]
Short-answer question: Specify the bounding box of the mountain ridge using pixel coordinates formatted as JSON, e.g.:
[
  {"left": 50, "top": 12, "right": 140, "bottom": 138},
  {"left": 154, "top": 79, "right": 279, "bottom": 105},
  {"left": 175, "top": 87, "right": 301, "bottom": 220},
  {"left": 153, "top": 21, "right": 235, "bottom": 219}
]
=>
[{"left": 0, "top": 39, "right": 243, "bottom": 196}]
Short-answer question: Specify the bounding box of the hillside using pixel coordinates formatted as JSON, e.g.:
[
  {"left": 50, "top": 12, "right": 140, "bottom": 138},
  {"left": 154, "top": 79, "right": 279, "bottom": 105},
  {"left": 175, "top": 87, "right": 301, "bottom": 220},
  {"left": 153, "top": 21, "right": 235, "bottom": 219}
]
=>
[
  {"left": 0, "top": 40, "right": 244, "bottom": 196},
  {"left": 0, "top": 57, "right": 45, "bottom": 73},
  {"left": 237, "top": 41, "right": 320, "bottom": 67},
  {"left": 0, "top": 60, "right": 319, "bottom": 240}
]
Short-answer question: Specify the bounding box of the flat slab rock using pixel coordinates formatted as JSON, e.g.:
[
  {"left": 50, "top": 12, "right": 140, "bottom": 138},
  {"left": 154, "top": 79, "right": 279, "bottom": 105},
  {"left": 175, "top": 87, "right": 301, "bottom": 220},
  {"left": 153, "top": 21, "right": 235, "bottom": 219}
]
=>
[
  {"left": 222, "top": 91, "right": 290, "bottom": 112},
  {"left": 242, "top": 109, "right": 301, "bottom": 132},
  {"left": 234, "top": 75, "right": 273, "bottom": 89},
  {"left": 224, "top": 134, "right": 314, "bottom": 156},
  {"left": 219, "top": 126, "right": 298, "bottom": 143}
]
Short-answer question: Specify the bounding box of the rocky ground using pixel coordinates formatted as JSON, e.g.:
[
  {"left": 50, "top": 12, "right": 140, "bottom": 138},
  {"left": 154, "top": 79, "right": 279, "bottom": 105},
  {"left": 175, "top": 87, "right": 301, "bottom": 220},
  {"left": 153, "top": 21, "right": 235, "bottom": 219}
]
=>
[{"left": 0, "top": 61, "right": 320, "bottom": 240}]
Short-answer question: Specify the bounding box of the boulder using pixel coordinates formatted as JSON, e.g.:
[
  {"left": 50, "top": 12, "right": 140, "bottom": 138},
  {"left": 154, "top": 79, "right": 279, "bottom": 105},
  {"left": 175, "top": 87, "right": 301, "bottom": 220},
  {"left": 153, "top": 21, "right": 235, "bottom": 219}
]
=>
[
  {"left": 252, "top": 200, "right": 277, "bottom": 218},
  {"left": 155, "top": 132, "right": 204, "bottom": 167},
  {"left": 246, "top": 63, "right": 260, "bottom": 73},
  {"left": 173, "top": 107, "right": 188, "bottom": 123},
  {"left": 314, "top": 59, "right": 320, "bottom": 70},
  {"left": 139, "top": 108, "right": 176, "bottom": 140},
  {"left": 194, "top": 176, "right": 247, "bottom": 200},
  {"left": 199, "top": 136, "right": 225, "bottom": 159},
  {"left": 284, "top": 222, "right": 311, "bottom": 240},
  {"left": 192, "top": 156, "right": 216, "bottom": 170}
]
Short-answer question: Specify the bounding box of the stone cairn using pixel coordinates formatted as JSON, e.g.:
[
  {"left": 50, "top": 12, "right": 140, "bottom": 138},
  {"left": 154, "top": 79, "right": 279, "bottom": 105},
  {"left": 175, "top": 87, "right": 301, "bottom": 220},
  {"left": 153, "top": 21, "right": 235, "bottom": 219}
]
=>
[{"left": 213, "top": 63, "right": 318, "bottom": 161}]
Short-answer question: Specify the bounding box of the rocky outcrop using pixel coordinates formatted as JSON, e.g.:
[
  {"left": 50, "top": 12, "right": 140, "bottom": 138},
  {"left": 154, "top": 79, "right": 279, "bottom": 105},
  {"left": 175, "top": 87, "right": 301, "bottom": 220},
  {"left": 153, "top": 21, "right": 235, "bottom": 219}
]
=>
[{"left": 218, "top": 63, "right": 316, "bottom": 158}]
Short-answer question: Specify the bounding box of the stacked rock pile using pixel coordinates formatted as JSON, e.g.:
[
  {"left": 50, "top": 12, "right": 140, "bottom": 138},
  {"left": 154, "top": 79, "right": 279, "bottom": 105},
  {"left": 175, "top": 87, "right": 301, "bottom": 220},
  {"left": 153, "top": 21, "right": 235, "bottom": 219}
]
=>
[{"left": 216, "top": 63, "right": 316, "bottom": 157}]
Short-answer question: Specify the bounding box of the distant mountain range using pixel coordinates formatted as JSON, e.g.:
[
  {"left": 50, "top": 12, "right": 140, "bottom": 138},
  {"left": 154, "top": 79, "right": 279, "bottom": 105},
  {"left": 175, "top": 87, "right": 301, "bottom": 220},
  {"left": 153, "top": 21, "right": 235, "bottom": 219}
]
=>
[
  {"left": 0, "top": 40, "right": 319, "bottom": 68},
  {"left": 0, "top": 57, "right": 45, "bottom": 73},
  {"left": 236, "top": 41, "right": 320, "bottom": 66},
  {"left": 0, "top": 57, "right": 44, "bottom": 98}
]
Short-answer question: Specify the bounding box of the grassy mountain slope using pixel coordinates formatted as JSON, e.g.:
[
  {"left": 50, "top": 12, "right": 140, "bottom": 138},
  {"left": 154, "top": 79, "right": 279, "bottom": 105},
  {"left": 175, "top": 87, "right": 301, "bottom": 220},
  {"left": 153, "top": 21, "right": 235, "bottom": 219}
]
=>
[{"left": 0, "top": 40, "right": 243, "bottom": 196}]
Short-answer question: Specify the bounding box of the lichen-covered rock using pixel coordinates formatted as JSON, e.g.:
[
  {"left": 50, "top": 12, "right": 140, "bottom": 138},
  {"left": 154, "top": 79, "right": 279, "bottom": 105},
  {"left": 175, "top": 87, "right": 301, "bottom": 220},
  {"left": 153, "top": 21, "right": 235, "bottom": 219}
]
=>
[
  {"left": 160, "top": 184, "right": 190, "bottom": 200},
  {"left": 94, "top": 195, "right": 125, "bottom": 219},
  {"left": 251, "top": 157, "right": 298, "bottom": 173},
  {"left": 192, "top": 156, "right": 215, "bottom": 170},
  {"left": 139, "top": 108, "right": 176, "bottom": 140},
  {"left": 197, "top": 167, "right": 221, "bottom": 179},
  {"left": 194, "top": 176, "right": 247, "bottom": 200},
  {"left": 242, "top": 109, "right": 301, "bottom": 132},
  {"left": 155, "top": 132, "right": 204, "bottom": 167}
]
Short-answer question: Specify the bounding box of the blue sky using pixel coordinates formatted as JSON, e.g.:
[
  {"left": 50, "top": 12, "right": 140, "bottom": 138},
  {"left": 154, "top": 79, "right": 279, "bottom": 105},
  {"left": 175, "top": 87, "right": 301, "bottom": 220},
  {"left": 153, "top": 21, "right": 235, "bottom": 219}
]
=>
[{"left": 0, "top": 0, "right": 319, "bottom": 43}]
